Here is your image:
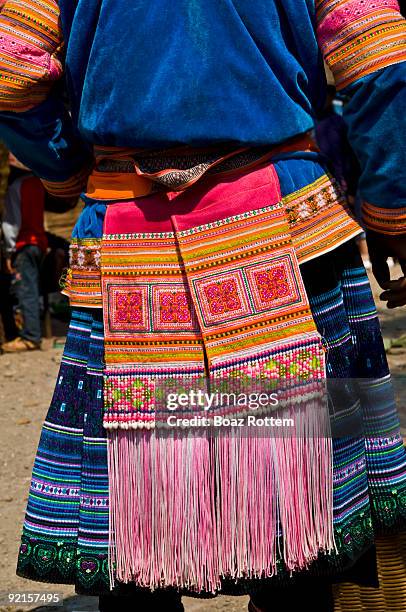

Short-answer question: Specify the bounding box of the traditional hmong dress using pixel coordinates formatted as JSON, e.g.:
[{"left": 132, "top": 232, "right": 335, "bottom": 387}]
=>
[{"left": 1, "top": 0, "right": 406, "bottom": 600}]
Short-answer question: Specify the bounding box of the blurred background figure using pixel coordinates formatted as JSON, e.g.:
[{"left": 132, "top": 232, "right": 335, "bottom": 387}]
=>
[
  {"left": 0, "top": 140, "right": 10, "bottom": 349},
  {"left": 1, "top": 154, "right": 47, "bottom": 351}
]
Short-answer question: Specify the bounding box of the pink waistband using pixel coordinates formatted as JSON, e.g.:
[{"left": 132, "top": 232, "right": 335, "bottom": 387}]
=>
[{"left": 104, "top": 163, "right": 281, "bottom": 235}]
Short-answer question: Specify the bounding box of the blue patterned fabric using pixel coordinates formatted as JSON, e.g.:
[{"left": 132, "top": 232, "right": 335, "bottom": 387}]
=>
[
  {"left": 0, "top": 94, "right": 92, "bottom": 184},
  {"left": 16, "top": 240, "right": 406, "bottom": 595},
  {"left": 17, "top": 310, "right": 110, "bottom": 594},
  {"left": 343, "top": 65, "right": 406, "bottom": 209},
  {"left": 302, "top": 242, "right": 406, "bottom": 541}
]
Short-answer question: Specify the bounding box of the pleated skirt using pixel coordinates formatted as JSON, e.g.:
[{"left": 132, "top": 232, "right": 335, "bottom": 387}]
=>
[
  {"left": 15, "top": 238, "right": 406, "bottom": 594},
  {"left": 16, "top": 154, "right": 406, "bottom": 595}
]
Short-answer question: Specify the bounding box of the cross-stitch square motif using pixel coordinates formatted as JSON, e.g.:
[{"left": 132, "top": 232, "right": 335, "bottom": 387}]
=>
[
  {"left": 107, "top": 284, "right": 150, "bottom": 332},
  {"left": 244, "top": 254, "right": 302, "bottom": 313},
  {"left": 152, "top": 285, "right": 197, "bottom": 331},
  {"left": 193, "top": 271, "right": 251, "bottom": 326}
]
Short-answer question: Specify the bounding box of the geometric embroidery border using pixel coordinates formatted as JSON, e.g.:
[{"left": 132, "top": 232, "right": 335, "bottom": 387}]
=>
[
  {"left": 105, "top": 280, "right": 199, "bottom": 337},
  {"left": 244, "top": 253, "right": 302, "bottom": 313},
  {"left": 107, "top": 284, "right": 150, "bottom": 333},
  {"left": 191, "top": 250, "right": 306, "bottom": 330}
]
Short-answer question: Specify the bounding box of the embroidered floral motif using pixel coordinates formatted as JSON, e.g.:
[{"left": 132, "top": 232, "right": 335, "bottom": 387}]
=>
[
  {"left": 17, "top": 535, "right": 110, "bottom": 593},
  {"left": 70, "top": 242, "right": 101, "bottom": 270},
  {"left": 253, "top": 265, "right": 290, "bottom": 304},
  {"left": 212, "top": 339, "right": 325, "bottom": 381},
  {"left": 105, "top": 376, "right": 155, "bottom": 417},
  {"left": 152, "top": 286, "right": 199, "bottom": 331},
  {"left": 107, "top": 285, "right": 150, "bottom": 333},
  {"left": 103, "top": 367, "right": 206, "bottom": 429},
  {"left": 193, "top": 271, "right": 251, "bottom": 327},
  {"left": 285, "top": 182, "right": 339, "bottom": 227},
  {"left": 160, "top": 292, "right": 191, "bottom": 324},
  {"left": 204, "top": 279, "right": 242, "bottom": 316},
  {"left": 116, "top": 291, "right": 143, "bottom": 325},
  {"left": 245, "top": 255, "right": 303, "bottom": 314}
]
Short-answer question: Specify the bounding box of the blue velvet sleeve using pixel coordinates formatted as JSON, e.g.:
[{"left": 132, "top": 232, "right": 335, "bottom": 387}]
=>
[
  {"left": 0, "top": 93, "right": 92, "bottom": 197},
  {"left": 342, "top": 64, "right": 406, "bottom": 234},
  {"left": 0, "top": 0, "right": 92, "bottom": 198}
]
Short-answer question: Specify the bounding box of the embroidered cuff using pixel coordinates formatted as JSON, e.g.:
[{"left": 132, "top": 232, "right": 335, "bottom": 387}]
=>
[
  {"left": 41, "top": 165, "right": 93, "bottom": 199},
  {"left": 60, "top": 237, "right": 103, "bottom": 308},
  {"left": 316, "top": 0, "right": 406, "bottom": 89},
  {"left": 362, "top": 201, "right": 406, "bottom": 235},
  {"left": 0, "top": 0, "right": 63, "bottom": 112}
]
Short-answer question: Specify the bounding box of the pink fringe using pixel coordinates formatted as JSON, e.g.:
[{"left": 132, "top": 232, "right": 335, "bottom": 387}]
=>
[
  {"left": 107, "top": 401, "right": 335, "bottom": 592},
  {"left": 108, "top": 431, "right": 218, "bottom": 591}
]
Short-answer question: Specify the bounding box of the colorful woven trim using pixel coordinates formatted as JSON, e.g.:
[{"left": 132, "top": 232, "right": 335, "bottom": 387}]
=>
[
  {"left": 41, "top": 165, "right": 92, "bottom": 199},
  {"left": 61, "top": 238, "right": 103, "bottom": 308},
  {"left": 175, "top": 203, "right": 319, "bottom": 362},
  {"left": 104, "top": 367, "right": 206, "bottom": 430},
  {"left": 0, "top": 0, "right": 63, "bottom": 112},
  {"left": 100, "top": 165, "right": 327, "bottom": 430},
  {"left": 101, "top": 232, "right": 205, "bottom": 365},
  {"left": 63, "top": 172, "right": 361, "bottom": 311},
  {"left": 362, "top": 201, "right": 406, "bottom": 234},
  {"left": 101, "top": 229, "right": 206, "bottom": 428},
  {"left": 316, "top": 0, "right": 406, "bottom": 89},
  {"left": 93, "top": 134, "right": 317, "bottom": 193},
  {"left": 286, "top": 174, "right": 362, "bottom": 263}
]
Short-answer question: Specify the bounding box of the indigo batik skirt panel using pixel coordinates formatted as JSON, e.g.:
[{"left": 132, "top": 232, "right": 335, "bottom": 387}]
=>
[
  {"left": 301, "top": 241, "right": 406, "bottom": 556},
  {"left": 17, "top": 250, "right": 406, "bottom": 595},
  {"left": 17, "top": 309, "right": 110, "bottom": 594}
]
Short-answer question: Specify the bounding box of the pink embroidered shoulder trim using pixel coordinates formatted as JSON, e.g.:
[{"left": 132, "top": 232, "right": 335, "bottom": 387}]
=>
[
  {"left": 0, "top": 0, "right": 63, "bottom": 112},
  {"left": 316, "top": 0, "right": 406, "bottom": 89}
]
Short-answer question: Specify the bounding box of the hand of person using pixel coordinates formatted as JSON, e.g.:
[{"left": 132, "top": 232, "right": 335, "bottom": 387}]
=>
[
  {"left": 367, "top": 230, "right": 406, "bottom": 309},
  {"left": 4, "top": 257, "right": 15, "bottom": 275}
]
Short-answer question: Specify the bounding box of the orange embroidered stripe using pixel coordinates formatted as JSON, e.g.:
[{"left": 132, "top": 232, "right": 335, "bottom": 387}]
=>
[
  {"left": 101, "top": 269, "right": 184, "bottom": 277},
  {"left": 61, "top": 236, "right": 104, "bottom": 307},
  {"left": 62, "top": 273, "right": 103, "bottom": 308},
  {"left": 333, "top": 31, "right": 406, "bottom": 88},
  {"left": 105, "top": 339, "right": 202, "bottom": 347},
  {"left": 41, "top": 166, "right": 92, "bottom": 198},
  {"left": 282, "top": 173, "right": 362, "bottom": 263},
  {"left": 204, "top": 311, "right": 313, "bottom": 342},
  {"left": 0, "top": 0, "right": 63, "bottom": 111},
  {"left": 105, "top": 351, "right": 203, "bottom": 364},
  {"left": 362, "top": 202, "right": 406, "bottom": 235},
  {"left": 207, "top": 328, "right": 316, "bottom": 359},
  {"left": 181, "top": 241, "right": 293, "bottom": 273},
  {"left": 292, "top": 216, "right": 362, "bottom": 263},
  {"left": 316, "top": 1, "right": 406, "bottom": 89},
  {"left": 320, "top": 10, "right": 403, "bottom": 56}
]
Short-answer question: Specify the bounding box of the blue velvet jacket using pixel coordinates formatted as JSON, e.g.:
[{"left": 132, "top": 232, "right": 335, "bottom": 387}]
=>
[{"left": 0, "top": 0, "right": 405, "bottom": 231}]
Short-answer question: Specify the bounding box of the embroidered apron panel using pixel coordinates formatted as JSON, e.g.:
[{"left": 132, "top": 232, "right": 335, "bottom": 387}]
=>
[{"left": 100, "top": 164, "right": 326, "bottom": 429}]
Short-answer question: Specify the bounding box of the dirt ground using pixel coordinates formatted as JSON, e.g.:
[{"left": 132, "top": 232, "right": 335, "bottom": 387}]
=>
[{"left": 0, "top": 271, "right": 405, "bottom": 612}]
